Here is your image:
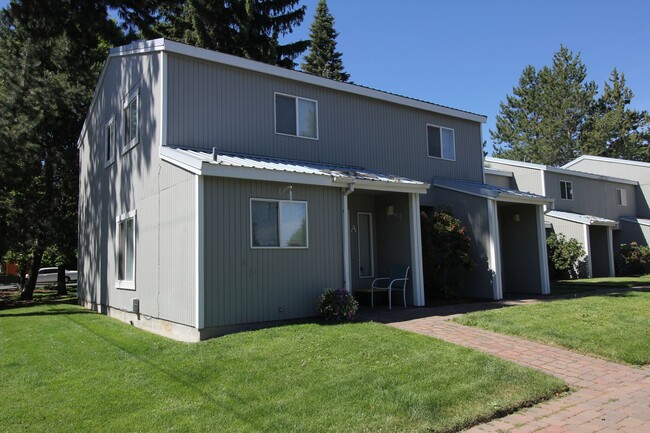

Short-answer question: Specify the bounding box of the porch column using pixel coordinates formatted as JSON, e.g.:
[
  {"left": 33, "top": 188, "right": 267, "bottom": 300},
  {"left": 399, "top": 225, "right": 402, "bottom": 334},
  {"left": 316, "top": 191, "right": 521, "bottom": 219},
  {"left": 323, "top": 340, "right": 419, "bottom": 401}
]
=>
[
  {"left": 607, "top": 226, "right": 615, "bottom": 277},
  {"left": 487, "top": 199, "right": 503, "bottom": 300},
  {"left": 342, "top": 185, "right": 354, "bottom": 292},
  {"left": 408, "top": 193, "right": 425, "bottom": 306},
  {"left": 583, "top": 224, "right": 593, "bottom": 278},
  {"left": 536, "top": 205, "right": 551, "bottom": 295}
]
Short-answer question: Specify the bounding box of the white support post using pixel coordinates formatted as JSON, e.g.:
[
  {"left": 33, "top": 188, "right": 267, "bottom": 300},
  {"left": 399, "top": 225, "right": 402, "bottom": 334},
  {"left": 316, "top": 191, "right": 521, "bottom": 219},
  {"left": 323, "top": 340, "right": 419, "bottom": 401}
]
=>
[
  {"left": 536, "top": 205, "right": 551, "bottom": 295},
  {"left": 607, "top": 226, "right": 615, "bottom": 277},
  {"left": 342, "top": 185, "right": 354, "bottom": 292},
  {"left": 408, "top": 193, "right": 425, "bottom": 307},
  {"left": 195, "top": 175, "right": 205, "bottom": 329},
  {"left": 487, "top": 199, "right": 503, "bottom": 300},
  {"left": 583, "top": 224, "right": 593, "bottom": 278}
]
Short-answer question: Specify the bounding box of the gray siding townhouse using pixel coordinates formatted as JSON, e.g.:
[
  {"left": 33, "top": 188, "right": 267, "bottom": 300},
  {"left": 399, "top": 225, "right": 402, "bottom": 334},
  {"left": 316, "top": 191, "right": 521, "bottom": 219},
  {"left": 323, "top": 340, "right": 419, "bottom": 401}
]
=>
[
  {"left": 78, "top": 39, "right": 550, "bottom": 341},
  {"left": 563, "top": 155, "right": 650, "bottom": 246},
  {"left": 485, "top": 157, "right": 639, "bottom": 278}
]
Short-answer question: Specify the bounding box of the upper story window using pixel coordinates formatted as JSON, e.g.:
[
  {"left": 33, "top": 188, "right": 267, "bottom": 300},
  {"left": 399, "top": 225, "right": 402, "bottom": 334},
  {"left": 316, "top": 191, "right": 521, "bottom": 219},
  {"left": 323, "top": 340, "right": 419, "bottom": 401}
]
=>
[
  {"left": 275, "top": 93, "right": 318, "bottom": 139},
  {"left": 105, "top": 115, "right": 115, "bottom": 167},
  {"left": 427, "top": 124, "right": 455, "bottom": 160},
  {"left": 560, "top": 180, "right": 573, "bottom": 200},
  {"left": 116, "top": 210, "right": 136, "bottom": 290},
  {"left": 616, "top": 188, "right": 627, "bottom": 206},
  {"left": 123, "top": 88, "right": 139, "bottom": 153},
  {"left": 250, "top": 199, "right": 308, "bottom": 248}
]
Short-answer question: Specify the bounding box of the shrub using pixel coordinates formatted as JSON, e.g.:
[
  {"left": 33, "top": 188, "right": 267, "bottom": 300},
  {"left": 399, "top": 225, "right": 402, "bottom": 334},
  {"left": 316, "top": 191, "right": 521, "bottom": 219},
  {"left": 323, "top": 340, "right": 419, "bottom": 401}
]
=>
[
  {"left": 616, "top": 242, "right": 650, "bottom": 276},
  {"left": 420, "top": 208, "right": 474, "bottom": 299},
  {"left": 546, "top": 233, "right": 585, "bottom": 279},
  {"left": 318, "top": 288, "right": 359, "bottom": 322}
]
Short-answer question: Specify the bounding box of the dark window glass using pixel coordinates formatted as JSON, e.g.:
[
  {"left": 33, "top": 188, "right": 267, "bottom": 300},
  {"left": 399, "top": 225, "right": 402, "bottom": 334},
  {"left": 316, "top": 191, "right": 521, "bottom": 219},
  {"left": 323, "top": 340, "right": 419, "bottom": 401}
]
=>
[{"left": 275, "top": 95, "right": 297, "bottom": 135}]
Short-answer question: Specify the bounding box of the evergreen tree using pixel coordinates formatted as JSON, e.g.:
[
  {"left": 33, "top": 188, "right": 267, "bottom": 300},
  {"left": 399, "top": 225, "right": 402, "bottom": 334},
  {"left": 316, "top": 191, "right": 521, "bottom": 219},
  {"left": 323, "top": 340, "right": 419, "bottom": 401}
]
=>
[
  {"left": 491, "top": 46, "right": 597, "bottom": 166},
  {"left": 153, "top": 0, "right": 309, "bottom": 69},
  {"left": 580, "top": 69, "right": 650, "bottom": 161},
  {"left": 301, "top": 0, "right": 349, "bottom": 82}
]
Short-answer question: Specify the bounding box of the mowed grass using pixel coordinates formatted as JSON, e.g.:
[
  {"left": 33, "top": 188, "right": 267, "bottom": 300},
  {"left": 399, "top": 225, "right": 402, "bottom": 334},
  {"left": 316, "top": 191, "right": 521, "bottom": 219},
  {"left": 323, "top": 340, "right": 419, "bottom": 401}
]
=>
[
  {"left": 552, "top": 274, "right": 650, "bottom": 295},
  {"left": 455, "top": 290, "right": 650, "bottom": 366},
  {"left": 0, "top": 303, "right": 566, "bottom": 433}
]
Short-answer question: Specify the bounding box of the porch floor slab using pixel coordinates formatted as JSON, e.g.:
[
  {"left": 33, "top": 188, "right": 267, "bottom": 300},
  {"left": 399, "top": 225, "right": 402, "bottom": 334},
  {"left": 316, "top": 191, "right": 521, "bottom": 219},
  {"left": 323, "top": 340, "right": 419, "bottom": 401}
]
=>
[{"left": 359, "top": 293, "right": 650, "bottom": 433}]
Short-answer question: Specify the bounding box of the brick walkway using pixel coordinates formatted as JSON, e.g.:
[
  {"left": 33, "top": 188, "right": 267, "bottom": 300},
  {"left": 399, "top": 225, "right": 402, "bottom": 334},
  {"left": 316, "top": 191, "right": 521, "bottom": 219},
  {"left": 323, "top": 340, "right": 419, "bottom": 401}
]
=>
[{"left": 359, "top": 299, "right": 650, "bottom": 433}]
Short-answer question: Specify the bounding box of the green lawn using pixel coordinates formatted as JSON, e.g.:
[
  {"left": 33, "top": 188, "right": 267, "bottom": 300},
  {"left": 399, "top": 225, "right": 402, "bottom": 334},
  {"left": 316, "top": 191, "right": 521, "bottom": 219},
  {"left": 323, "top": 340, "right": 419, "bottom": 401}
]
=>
[
  {"left": 455, "top": 290, "right": 650, "bottom": 366},
  {"left": 0, "top": 302, "right": 566, "bottom": 433},
  {"left": 552, "top": 274, "right": 650, "bottom": 295}
]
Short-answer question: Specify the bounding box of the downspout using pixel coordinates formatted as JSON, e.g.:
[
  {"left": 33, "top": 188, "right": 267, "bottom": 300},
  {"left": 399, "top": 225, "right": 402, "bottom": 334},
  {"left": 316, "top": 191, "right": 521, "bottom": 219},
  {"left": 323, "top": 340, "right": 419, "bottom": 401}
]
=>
[{"left": 342, "top": 184, "right": 354, "bottom": 292}]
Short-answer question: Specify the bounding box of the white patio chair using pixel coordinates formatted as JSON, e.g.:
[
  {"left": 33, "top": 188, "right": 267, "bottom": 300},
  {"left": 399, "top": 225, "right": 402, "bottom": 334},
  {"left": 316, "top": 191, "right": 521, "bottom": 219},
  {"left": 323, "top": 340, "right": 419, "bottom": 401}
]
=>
[{"left": 370, "top": 265, "right": 410, "bottom": 310}]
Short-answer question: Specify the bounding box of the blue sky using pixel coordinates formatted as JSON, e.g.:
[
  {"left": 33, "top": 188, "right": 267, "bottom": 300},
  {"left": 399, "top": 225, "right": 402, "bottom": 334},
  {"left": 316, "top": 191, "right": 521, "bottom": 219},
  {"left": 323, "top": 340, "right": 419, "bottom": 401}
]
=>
[
  {"left": 287, "top": 0, "right": 650, "bottom": 155},
  {"left": 3, "top": 1, "right": 648, "bottom": 155}
]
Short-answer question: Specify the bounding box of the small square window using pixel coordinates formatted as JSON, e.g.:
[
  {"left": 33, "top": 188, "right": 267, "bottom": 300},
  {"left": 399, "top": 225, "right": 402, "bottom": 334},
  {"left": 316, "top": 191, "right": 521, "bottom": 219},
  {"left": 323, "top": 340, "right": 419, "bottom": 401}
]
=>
[
  {"left": 251, "top": 199, "right": 308, "bottom": 248},
  {"left": 616, "top": 188, "right": 627, "bottom": 206},
  {"left": 105, "top": 116, "right": 115, "bottom": 167},
  {"left": 560, "top": 181, "right": 573, "bottom": 200},
  {"left": 427, "top": 125, "right": 455, "bottom": 160},
  {"left": 123, "top": 89, "right": 139, "bottom": 153},
  {"left": 275, "top": 93, "right": 318, "bottom": 139}
]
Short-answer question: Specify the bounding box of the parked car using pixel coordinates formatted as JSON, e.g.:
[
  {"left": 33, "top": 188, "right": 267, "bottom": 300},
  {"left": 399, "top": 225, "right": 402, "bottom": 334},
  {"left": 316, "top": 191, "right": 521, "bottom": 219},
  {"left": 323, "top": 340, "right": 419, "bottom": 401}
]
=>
[{"left": 27, "top": 267, "right": 78, "bottom": 285}]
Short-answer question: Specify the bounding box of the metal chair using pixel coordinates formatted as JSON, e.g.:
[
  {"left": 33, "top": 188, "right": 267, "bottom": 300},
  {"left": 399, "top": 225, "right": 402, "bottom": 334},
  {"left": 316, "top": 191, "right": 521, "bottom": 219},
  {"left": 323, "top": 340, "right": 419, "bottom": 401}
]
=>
[{"left": 370, "top": 265, "right": 410, "bottom": 309}]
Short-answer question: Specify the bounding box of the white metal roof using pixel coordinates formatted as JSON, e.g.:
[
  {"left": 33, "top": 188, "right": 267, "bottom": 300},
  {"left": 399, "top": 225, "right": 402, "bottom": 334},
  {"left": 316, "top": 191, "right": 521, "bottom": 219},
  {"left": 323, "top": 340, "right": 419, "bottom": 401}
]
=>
[
  {"left": 563, "top": 155, "right": 650, "bottom": 170},
  {"left": 545, "top": 210, "right": 618, "bottom": 227},
  {"left": 160, "top": 146, "right": 430, "bottom": 194},
  {"left": 619, "top": 216, "right": 650, "bottom": 227},
  {"left": 484, "top": 167, "right": 513, "bottom": 177},
  {"left": 485, "top": 156, "right": 638, "bottom": 185},
  {"left": 432, "top": 177, "right": 553, "bottom": 205}
]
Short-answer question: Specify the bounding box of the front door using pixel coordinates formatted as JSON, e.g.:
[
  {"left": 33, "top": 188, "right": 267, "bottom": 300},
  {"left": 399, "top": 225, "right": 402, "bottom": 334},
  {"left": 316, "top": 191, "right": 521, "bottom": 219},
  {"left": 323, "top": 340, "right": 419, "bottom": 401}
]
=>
[{"left": 357, "top": 212, "right": 374, "bottom": 278}]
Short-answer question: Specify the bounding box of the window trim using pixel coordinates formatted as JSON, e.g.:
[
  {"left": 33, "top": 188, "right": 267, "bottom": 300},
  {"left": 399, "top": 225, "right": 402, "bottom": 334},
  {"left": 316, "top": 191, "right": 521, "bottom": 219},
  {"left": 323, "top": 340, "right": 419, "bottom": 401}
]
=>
[
  {"left": 426, "top": 123, "right": 456, "bottom": 161},
  {"left": 104, "top": 115, "right": 116, "bottom": 168},
  {"left": 560, "top": 180, "right": 573, "bottom": 200},
  {"left": 122, "top": 87, "right": 140, "bottom": 155},
  {"left": 274, "top": 92, "right": 319, "bottom": 140},
  {"left": 115, "top": 209, "right": 137, "bottom": 290},
  {"left": 616, "top": 188, "right": 628, "bottom": 206},
  {"left": 250, "top": 198, "right": 309, "bottom": 249}
]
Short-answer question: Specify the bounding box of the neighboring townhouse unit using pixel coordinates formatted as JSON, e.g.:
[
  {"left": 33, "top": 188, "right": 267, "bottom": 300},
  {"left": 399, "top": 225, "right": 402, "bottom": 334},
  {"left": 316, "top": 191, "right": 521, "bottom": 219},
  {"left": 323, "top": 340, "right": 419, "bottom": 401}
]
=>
[
  {"left": 485, "top": 157, "right": 640, "bottom": 278},
  {"left": 78, "top": 39, "right": 550, "bottom": 341},
  {"left": 563, "top": 155, "right": 650, "bottom": 245}
]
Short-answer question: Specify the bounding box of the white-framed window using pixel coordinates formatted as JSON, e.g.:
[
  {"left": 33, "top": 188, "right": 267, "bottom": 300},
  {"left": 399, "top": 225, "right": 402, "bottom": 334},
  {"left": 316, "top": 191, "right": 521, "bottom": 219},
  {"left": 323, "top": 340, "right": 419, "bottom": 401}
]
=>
[
  {"left": 122, "top": 88, "right": 139, "bottom": 154},
  {"left": 116, "top": 210, "right": 136, "bottom": 290},
  {"left": 427, "top": 124, "right": 455, "bottom": 160},
  {"left": 274, "top": 93, "right": 318, "bottom": 139},
  {"left": 560, "top": 180, "right": 573, "bottom": 200},
  {"left": 616, "top": 188, "right": 627, "bottom": 206},
  {"left": 104, "top": 115, "right": 116, "bottom": 167},
  {"left": 250, "top": 199, "right": 308, "bottom": 248}
]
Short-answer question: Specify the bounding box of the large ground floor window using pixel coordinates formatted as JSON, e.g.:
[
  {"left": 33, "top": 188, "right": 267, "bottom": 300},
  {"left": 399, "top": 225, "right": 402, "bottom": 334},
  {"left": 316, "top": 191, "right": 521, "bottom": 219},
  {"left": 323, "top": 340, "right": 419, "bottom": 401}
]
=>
[{"left": 250, "top": 199, "right": 308, "bottom": 248}]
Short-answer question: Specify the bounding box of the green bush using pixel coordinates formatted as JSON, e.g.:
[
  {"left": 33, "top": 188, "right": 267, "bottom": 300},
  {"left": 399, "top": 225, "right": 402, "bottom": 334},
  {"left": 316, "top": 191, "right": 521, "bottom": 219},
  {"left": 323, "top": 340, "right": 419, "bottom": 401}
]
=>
[
  {"left": 420, "top": 209, "right": 474, "bottom": 299},
  {"left": 318, "top": 288, "right": 359, "bottom": 321},
  {"left": 616, "top": 242, "right": 650, "bottom": 276},
  {"left": 546, "top": 233, "right": 585, "bottom": 279}
]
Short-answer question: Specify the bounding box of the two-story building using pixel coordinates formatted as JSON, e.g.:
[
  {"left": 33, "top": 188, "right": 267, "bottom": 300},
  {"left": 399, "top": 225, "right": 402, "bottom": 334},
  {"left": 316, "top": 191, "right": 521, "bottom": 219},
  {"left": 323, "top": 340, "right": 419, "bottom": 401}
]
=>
[
  {"left": 485, "top": 157, "right": 640, "bottom": 278},
  {"left": 78, "top": 39, "right": 551, "bottom": 341}
]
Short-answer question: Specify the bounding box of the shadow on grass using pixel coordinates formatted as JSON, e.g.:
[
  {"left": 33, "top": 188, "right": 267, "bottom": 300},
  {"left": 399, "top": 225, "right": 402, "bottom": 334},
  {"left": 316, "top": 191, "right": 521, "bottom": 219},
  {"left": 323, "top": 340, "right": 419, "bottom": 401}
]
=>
[{"left": 0, "top": 307, "right": 94, "bottom": 318}]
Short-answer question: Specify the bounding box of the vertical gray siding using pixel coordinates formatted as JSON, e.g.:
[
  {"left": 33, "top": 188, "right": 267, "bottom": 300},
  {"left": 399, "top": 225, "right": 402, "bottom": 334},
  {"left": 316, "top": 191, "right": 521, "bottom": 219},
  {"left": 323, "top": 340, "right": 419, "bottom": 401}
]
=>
[
  {"left": 565, "top": 159, "right": 650, "bottom": 218},
  {"left": 545, "top": 216, "right": 588, "bottom": 277},
  {"left": 167, "top": 54, "right": 484, "bottom": 184},
  {"left": 497, "top": 204, "right": 542, "bottom": 293},
  {"left": 544, "top": 171, "right": 636, "bottom": 220},
  {"left": 618, "top": 220, "right": 650, "bottom": 246},
  {"left": 485, "top": 173, "right": 512, "bottom": 189},
  {"left": 79, "top": 51, "right": 197, "bottom": 327},
  {"left": 430, "top": 188, "right": 493, "bottom": 298},
  {"left": 203, "top": 178, "right": 343, "bottom": 327},
  {"left": 485, "top": 163, "right": 544, "bottom": 195}
]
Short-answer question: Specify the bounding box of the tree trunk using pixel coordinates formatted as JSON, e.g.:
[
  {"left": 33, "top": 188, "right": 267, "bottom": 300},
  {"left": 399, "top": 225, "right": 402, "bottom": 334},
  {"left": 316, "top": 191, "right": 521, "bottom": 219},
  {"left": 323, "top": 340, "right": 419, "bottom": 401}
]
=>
[
  {"left": 20, "top": 240, "right": 45, "bottom": 300},
  {"left": 56, "top": 265, "right": 67, "bottom": 296}
]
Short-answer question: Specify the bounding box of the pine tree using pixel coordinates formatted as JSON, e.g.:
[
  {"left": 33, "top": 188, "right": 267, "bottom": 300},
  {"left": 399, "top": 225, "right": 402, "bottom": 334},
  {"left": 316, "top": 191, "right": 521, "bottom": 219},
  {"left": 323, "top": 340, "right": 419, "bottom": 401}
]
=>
[
  {"left": 580, "top": 69, "right": 650, "bottom": 161},
  {"left": 491, "top": 46, "right": 597, "bottom": 166},
  {"left": 301, "top": 0, "right": 349, "bottom": 82}
]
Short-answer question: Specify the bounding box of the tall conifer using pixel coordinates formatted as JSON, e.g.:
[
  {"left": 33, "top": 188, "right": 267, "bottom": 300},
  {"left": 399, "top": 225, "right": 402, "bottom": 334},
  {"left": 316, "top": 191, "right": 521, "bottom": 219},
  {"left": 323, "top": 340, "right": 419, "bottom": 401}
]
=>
[{"left": 301, "top": 0, "right": 349, "bottom": 82}]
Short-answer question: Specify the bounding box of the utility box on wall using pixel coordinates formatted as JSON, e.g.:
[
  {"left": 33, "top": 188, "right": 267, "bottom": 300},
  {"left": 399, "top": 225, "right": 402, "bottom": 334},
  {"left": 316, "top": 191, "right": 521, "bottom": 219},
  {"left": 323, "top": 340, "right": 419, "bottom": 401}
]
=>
[{"left": 132, "top": 298, "right": 140, "bottom": 314}]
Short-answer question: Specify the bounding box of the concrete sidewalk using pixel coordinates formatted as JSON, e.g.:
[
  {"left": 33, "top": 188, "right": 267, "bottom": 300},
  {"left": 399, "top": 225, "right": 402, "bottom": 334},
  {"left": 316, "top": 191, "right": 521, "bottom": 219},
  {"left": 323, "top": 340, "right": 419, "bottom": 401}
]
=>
[{"left": 362, "top": 298, "right": 650, "bottom": 432}]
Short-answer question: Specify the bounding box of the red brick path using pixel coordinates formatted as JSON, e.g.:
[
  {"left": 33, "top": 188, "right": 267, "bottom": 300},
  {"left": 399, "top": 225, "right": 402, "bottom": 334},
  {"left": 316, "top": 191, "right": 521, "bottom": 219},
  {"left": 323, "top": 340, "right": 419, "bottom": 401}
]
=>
[{"left": 370, "top": 302, "right": 650, "bottom": 432}]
